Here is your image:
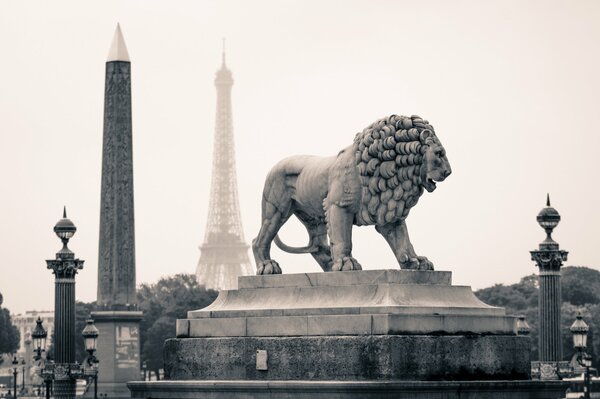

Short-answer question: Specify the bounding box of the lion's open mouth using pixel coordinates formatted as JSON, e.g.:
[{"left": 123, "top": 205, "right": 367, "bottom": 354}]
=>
[{"left": 424, "top": 177, "right": 437, "bottom": 192}]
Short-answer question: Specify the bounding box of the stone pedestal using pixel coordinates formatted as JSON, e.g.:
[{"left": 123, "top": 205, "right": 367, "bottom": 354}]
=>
[
  {"left": 91, "top": 311, "right": 142, "bottom": 398},
  {"left": 167, "top": 270, "right": 529, "bottom": 381}
]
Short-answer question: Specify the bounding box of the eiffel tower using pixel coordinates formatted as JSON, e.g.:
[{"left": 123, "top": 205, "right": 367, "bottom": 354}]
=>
[{"left": 195, "top": 45, "right": 253, "bottom": 290}]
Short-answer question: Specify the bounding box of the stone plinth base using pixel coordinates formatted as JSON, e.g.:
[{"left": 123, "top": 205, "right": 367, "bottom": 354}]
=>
[
  {"left": 128, "top": 380, "right": 570, "bottom": 399},
  {"left": 91, "top": 310, "right": 143, "bottom": 399},
  {"left": 165, "top": 335, "right": 530, "bottom": 381},
  {"left": 171, "top": 270, "right": 527, "bottom": 381},
  {"left": 169, "top": 270, "right": 531, "bottom": 381},
  {"left": 180, "top": 269, "right": 516, "bottom": 338}
]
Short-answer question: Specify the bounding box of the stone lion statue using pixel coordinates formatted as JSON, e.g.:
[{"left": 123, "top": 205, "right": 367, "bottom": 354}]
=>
[{"left": 252, "top": 114, "right": 451, "bottom": 274}]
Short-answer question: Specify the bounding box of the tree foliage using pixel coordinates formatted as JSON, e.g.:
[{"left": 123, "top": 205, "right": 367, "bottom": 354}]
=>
[
  {"left": 475, "top": 266, "right": 600, "bottom": 366},
  {"left": 0, "top": 293, "right": 21, "bottom": 364},
  {"left": 137, "top": 274, "right": 218, "bottom": 378}
]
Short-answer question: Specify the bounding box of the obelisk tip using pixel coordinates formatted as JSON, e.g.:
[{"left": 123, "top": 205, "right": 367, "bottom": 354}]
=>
[{"left": 107, "top": 23, "right": 130, "bottom": 62}]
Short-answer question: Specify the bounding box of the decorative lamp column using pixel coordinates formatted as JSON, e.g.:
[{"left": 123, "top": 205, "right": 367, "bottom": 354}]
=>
[
  {"left": 530, "top": 194, "right": 568, "bottom": 362},
  {"left": 46, "top": 208, "right": 84, "bottom": 399},
  {"left": 24, "top": 335, "right": 32, "bottom": 393},
  {"left": 571, "top": 313, "right": 591, "bottom": 399},
  {"left": 12, "top": 355, "right": 18, "bottom": 399},
  {"left": 82, "top": 319, "right": 99, "bottom": 399},
  {"left": 31, "top": 317, "right": 48, "bottom": 398},
  {"left": 20, "top": 359, "right": 25, "bottom": 392}
]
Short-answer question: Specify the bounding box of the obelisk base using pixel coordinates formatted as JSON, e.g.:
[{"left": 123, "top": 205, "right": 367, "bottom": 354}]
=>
[{"left": 91, "top": 310, "right": 143, "bottom": 399}]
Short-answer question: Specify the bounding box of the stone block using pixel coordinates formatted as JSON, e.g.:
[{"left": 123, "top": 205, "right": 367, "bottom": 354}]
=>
[
  {"left": 164, "top": 335, "right": 531, "bottom": 381},
  {"left": 176, "top": 319, "right": 190, "bottom": 338},
  {"left": 372, "top": 314, "right": 517, "bottom": 335},
  {"left": 247, "top": 316, "right": 308, "bottom": 336},
  {"left": 237, "top": 269, "right": 451, "bottom": 289},
  {"left": 282, "top": 307, "right": 360, "bottom": 317},
  {"left": 307, "top": 315, "right": 372, "bottom": 336},
  {"left": 188, "top": 318, "right": 247, "bottom": 337}
]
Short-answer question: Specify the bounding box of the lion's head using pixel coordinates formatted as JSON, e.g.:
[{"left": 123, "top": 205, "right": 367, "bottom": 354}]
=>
[
  {"left": 353, "top": 115, "right": 451, "bottom": 226},
  {"left": 419, "top": 129, "right": 452, "bottom": 193}
]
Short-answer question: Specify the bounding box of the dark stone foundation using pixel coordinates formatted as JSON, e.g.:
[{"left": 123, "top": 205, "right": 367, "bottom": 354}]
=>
[
  {"left": 164, "top": 335, "right": 530, "bottom": 381},
  {"left": 128, "top": 380, "right": 570, "bottom": 399}
]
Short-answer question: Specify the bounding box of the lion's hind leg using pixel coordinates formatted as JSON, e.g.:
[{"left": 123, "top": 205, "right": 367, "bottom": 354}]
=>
[
  {"left": 253, "top": 205, "right": 290, "bottom": 275},
  {"left": 303, "top": 222, "right": 333, "bottom": 272},
  {"left": 252, "top": 169, "right": 295, "bottom": 275}
]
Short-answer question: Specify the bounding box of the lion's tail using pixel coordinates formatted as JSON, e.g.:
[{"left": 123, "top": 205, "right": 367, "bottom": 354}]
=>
[{"left": 274, "top": 235, "right": 319, "bottom": 254}]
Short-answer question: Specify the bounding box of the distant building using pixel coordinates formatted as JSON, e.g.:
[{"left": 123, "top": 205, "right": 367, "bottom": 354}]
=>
[{"left": 12, "top": 311, "right": 54, "bottom": 356}]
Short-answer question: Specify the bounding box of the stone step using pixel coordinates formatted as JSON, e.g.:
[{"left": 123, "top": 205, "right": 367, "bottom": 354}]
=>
[
  {"left": 187, "top": 281, "right": 503, "bottom": 319},
  {"left": 176, "top": 313, "right": 517, "bottom": 338},
  {"left": 238, "top": 269, "right": 451, "bottom": 289},
  {"left": 181, "top": 270, "right": 512, "bottom": 338}
]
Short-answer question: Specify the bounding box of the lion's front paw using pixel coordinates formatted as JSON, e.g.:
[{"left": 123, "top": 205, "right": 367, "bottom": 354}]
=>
[
  {"left": 400, "top": 254, "right": 434, "bottom": 271},
  {"left": 332, "top": 256, "right": 362, "bottom": 272},
  {"left": 256, "top": 260, "right": 282, "bottom": 275},
  {"left": 415, "top": 256, "right": 434, "bottom": 270}
]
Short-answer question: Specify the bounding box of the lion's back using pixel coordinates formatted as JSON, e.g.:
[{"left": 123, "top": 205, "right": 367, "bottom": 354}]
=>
[
  {"left": 293, "top": 155, "right": 337, "bottom": 217},
  {"left": 263, "top": 154, "right": 337, "bottom": 219}
]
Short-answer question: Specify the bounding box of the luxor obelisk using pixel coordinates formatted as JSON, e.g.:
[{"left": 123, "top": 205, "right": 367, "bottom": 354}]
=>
[{"left": 91, "top": 24, "right": 143, "bottom": 398}]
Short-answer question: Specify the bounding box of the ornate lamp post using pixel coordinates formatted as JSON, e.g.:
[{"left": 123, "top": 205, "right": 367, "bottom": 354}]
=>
[
  {"left": 142, "top": 361, "right": 147, "bottom": 381},
  {"left": 11, "top": 356, "right": 18, "bottom": 399},
  {"left": 23, "top": 335, "right": 32, "bottom": 394},
  {"left": 516, "top": 315, "right": 531, "bottom": 336},
  {"left": 570, "top": 313, "right": 592, "bottom": 399},
  {"left": 31, "top": 317, "right": 50, "bottom": 399},
  {"left": 31, "top": 317, "right": 47, "bottom": 361},
  {"left": 530, "top": 195, "right": 568, "bottom": 373},
  {"left": 21, "top": 359, "right": 26, "bottom": 392},
  {"left": 44, "top": 208, "right": 84, "bottom": 399},
  {"left": 82, "top": 319, "right": 99, "bottom": 399}
]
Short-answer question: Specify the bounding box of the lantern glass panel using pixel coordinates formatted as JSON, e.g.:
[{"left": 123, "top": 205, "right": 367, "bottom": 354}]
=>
[
  {"left": 85, "top": 336, "right": 97, "bottom": 351},
  {"left": 32, "top": 336, "right": 42, "bottom": 351},
  {"left": 573, "top": 332, "right": 587, "bottom": 349}
]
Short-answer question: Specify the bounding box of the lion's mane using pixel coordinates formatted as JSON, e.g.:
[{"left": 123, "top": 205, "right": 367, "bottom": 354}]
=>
[{"left": 353, "top": 114, "right": 439, "bottom": 226}]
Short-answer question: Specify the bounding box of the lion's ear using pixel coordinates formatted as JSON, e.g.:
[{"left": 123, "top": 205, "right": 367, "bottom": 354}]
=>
[{"left": 420, "top": 129, "right": 433, "bottom": 144}]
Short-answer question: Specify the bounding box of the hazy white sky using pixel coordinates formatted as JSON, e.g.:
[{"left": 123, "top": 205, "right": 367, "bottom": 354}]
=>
[{"left": 1, "top": 0, "right": 599, "bottom": 315}]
